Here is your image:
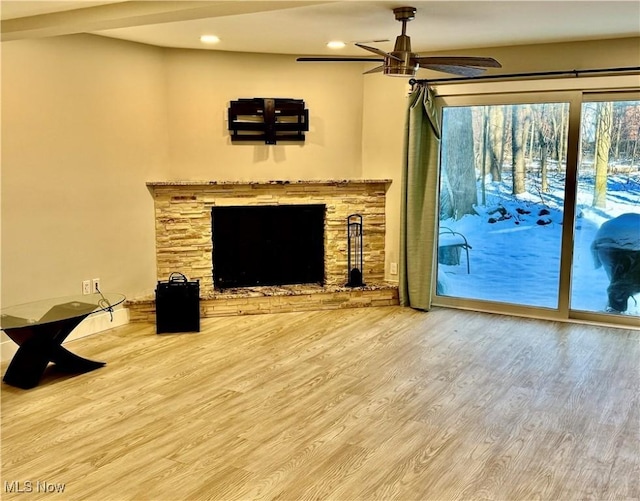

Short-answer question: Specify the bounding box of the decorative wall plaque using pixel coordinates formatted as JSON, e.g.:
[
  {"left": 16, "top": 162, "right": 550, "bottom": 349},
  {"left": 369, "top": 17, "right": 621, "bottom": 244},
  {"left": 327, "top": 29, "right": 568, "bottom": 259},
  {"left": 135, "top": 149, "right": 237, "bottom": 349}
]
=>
[{"left": 228, "top": 98, "right": 309, "bottom": 144}]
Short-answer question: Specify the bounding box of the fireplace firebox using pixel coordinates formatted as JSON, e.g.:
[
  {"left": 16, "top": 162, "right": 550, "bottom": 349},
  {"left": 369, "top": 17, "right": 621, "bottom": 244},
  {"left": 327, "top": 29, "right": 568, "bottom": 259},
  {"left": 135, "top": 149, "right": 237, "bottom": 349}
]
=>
[{"left": 212, "top": 205, "right": 325, "bottom": 289}]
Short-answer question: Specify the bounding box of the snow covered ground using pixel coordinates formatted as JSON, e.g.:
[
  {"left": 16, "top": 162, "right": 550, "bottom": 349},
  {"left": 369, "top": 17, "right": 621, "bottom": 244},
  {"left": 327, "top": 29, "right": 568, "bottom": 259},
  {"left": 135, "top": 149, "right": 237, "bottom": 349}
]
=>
[{"left": 437, "top": 171, "right": 640, "bottom": 317}]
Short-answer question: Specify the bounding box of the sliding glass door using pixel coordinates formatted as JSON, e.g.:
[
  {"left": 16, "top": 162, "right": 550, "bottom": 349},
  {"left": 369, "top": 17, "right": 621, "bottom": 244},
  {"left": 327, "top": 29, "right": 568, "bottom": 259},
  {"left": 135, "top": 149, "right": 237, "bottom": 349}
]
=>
[
  {"left": 434, "top": 91, "right": 639, "bottom": 325},
  {"left": 570, "top": 98, "right": 640, "bottom": 318}
]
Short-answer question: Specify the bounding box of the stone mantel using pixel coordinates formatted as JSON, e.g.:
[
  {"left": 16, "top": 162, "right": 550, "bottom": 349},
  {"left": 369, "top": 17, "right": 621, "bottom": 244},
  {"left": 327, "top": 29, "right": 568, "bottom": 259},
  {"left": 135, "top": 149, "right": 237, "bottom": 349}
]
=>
[
  {"left": 148, "top": 179, "right": 392, "bottom": 298},
  {"left": 147, "top": 179, "right": 392, "bottom": 188}
]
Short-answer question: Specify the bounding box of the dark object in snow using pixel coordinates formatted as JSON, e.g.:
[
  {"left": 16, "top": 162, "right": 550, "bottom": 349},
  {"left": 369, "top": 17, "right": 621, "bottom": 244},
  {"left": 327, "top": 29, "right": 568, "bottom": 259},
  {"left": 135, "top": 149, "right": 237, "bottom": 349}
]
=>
[
  {"left": 487, "top": 214, "right": 512, "bottom": 224},
  {"left": 591, "top": 213, "right": 640, "bottom": 313},
  {"left": 536, "top": 218, "right": 552, "bottom": 226},
  {"left": 539, "top": 208, "right": 551, "bottom": 216},
  {"left": 487, "top": 205, "right": 514, "bottom": 224},
  {"left": 488, "top": 206, "right": 508, "bottom": 216},
  {"left": 516, "top": 208, "right": 531, "bottom": 215}
]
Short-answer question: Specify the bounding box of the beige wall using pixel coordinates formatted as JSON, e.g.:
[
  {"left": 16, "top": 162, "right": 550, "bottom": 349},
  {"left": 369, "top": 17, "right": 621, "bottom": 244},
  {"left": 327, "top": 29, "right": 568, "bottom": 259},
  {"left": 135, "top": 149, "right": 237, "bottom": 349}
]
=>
[
  {"left": 2, "top": 33, "right": 638, "bottom": 308},
  {"left": 361, "top": 76, "right": 408, "bottom": 282},
  {"left": 164, "top": 49, "right": 364, "bottom": 180},
  {"left": 1, "top": 35, "right": 168, "bottom": 306},
  {"left": 427, "top": 37, "right": 640, "bottom": 75}
]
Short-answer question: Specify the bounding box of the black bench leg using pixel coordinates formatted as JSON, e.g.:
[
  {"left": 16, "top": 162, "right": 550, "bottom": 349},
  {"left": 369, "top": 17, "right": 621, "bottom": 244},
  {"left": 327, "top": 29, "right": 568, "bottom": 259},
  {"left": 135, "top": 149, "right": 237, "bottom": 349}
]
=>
[
  {"left": 50, "top": 346, "right": 105, "bottom": 373},
  {"left": 3, "top": 342, "right": 52, "bottom": 389}
]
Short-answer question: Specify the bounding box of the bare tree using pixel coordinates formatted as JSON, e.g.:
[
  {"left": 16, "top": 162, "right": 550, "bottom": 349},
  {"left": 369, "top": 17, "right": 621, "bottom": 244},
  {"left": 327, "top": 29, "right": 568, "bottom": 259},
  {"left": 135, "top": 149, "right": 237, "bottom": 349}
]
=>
[
  {"left": 525, "top": 108, "right": 535, "bottom": 164},
  {"left": 622, "top": 104, "right": 640, "bottom": 167},
  {"left": 480, "top": 107, "right": 490, "bottom": 205},
  {"left": 511, "top": 105, "right": 527, "bottom": 195},
  {"left": 612, "top": 104, "right": 623, "bottom": 162},
  {"left": 441, "top": 106, "right": 478, "bottom": 219},
  {"left": 534, "top": 103, "right": 556, "bottom": 193},
  {"left": 488, "top": 105, "right": 505, "bottom": 182},
  {"left": 593, "top": 101, "right": 613, "bottom": 208},
  {"left": 631, "top": 119, "right": 640, "bottom": 169},
  {"left": 556, "top": 103, "right": 568, "bottom": 167}
]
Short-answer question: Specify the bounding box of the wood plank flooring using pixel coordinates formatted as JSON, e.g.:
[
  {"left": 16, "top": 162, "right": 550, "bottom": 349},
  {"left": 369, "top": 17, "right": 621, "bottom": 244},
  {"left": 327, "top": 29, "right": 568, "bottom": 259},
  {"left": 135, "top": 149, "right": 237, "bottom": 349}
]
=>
[{"left": 1, "top": 306, "right": 638, "bottom": 500}]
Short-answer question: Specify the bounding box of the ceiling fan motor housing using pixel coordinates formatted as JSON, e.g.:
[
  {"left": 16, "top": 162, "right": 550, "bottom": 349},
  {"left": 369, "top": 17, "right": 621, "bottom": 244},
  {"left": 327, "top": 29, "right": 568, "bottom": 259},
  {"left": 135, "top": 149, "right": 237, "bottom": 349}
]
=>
[
  {"left": 385, "top": 7, "right": 419, "bottom": 76},
  {"left": 385, "top": 51, "right": 418, "bottom": 76},
  {"left": 385, "top": 35, "right": 417, "bottom": 76}
]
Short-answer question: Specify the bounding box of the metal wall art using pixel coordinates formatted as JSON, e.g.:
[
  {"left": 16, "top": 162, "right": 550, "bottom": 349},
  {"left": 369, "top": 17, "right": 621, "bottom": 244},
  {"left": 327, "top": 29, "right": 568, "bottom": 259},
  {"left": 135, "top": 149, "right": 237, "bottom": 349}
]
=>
[{"left": 228, "top": 98, "right": 309, "bottom": 145}]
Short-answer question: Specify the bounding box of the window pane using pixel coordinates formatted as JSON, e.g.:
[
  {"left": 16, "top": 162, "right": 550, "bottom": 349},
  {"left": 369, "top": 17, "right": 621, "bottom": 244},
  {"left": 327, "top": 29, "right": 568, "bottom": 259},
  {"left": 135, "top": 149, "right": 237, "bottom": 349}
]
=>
[
  {"left": 437, "top": 103, "right": 569, "bottom": 309},
  {"left": 570, "top": 100, "right": 640, "bottom": 317}
]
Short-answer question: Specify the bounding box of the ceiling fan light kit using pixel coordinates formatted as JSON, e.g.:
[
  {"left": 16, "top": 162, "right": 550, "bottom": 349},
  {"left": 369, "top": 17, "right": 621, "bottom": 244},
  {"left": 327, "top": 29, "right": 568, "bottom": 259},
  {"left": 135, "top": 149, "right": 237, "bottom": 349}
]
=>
[
  {"left": 199, "top": 35, "right": 220, "bottom": 44},
  {"left": 297, "top": 6, "right": 502, "bottom": 79},
  {"left": 326, "top": 41, "right": 346, "bottom": 49}
]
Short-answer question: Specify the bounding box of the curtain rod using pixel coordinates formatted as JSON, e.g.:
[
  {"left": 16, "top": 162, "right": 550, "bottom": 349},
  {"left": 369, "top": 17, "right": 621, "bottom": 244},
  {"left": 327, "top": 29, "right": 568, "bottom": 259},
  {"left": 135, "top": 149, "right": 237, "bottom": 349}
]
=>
[{"left": 409, "top": 66, "right": 640, "bottom": 87}]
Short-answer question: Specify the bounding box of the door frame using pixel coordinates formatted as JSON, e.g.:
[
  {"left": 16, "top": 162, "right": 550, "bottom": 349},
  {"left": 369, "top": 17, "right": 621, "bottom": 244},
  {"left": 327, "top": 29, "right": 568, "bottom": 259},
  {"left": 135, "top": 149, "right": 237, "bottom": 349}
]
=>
[{"left": 431, "top": 85, "right": 639, "bottom": 329}]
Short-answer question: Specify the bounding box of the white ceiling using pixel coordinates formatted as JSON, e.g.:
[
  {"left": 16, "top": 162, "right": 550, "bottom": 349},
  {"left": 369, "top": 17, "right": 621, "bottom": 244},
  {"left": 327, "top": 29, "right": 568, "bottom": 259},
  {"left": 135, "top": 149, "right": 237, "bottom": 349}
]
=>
[{"left": 1, "top": 0, "right": 639, "bottom": 56}]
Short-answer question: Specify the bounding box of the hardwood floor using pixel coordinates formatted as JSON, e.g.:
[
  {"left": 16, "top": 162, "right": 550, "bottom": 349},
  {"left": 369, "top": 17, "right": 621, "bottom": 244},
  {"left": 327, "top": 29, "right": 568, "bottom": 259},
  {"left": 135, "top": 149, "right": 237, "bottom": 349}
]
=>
[{"left": 1, "top": 306, "right": 638, "bottom": 500}]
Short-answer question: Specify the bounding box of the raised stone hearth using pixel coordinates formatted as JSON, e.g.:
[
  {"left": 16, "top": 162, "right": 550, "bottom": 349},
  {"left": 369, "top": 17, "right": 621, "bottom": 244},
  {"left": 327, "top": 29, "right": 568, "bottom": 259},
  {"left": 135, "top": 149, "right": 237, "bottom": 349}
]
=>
[
  {"left": 127, "top": 283, "right": 399, "bottom": 322},
  {"left": 127, "top": 179, "right": 398, "bottom": 322}
]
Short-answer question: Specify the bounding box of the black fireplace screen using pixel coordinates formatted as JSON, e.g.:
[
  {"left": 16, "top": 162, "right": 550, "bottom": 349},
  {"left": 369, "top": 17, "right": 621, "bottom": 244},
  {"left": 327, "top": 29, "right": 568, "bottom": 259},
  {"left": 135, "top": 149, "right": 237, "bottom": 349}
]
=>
[{"left": 212, "top": 205, "right": 325, "bottom": 289}]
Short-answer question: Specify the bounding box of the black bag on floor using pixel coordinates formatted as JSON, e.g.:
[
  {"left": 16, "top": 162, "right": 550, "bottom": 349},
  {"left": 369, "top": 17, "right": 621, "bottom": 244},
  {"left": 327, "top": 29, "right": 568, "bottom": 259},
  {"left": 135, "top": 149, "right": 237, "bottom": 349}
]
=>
[{"left": 156, "top": 272, "right": 200, "bottom": 334}]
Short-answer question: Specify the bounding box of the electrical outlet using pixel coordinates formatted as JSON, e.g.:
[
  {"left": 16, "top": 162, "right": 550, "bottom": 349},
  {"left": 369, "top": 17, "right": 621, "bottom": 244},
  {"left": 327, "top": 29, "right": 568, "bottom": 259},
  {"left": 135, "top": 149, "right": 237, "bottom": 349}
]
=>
[
  {"left": 92, "top": 278, "right": 101, "bottom": 293},
  {"left": 390, "top": 262, "right": 398, "bottom": 275},
  {"left": 82, "top": 280, "right": 92, "bottom": 295}
]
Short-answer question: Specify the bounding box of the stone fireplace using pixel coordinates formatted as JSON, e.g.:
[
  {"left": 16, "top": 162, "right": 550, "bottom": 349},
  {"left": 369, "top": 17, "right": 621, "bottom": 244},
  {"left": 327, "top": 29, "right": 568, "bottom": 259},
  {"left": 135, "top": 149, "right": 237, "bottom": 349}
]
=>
[{"left": 127, "top": 180, "right": 399, "bottom": 321}]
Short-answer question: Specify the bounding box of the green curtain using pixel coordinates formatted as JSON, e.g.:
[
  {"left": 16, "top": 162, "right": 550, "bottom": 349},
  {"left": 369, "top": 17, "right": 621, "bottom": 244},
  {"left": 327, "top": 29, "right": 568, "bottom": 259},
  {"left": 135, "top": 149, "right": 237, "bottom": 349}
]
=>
[{"left": 399, "top": 85, "right": 441, "bottom": 310}]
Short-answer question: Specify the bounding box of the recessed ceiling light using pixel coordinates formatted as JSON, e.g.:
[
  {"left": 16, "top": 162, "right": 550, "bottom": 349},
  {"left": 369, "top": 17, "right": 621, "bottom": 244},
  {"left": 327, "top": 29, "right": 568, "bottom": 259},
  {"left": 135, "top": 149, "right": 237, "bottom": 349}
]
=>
[
  {"left": 326, "top": 41, "right": 346, "bottom": 49},
  {"left": 200, "top": 35, "right": 220, "bottom": 44}
]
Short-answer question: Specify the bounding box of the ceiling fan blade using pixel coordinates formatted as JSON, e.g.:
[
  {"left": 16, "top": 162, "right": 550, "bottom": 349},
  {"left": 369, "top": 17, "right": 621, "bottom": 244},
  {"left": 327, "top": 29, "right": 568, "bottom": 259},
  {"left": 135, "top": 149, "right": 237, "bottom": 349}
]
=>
[
  {"left": 415, "top": 56, "right": 502, "bottom": 68},
  {"left": 363, "top": 65, "right": 385, "bottom": 75},
  {"left": 421, "top": 64, "right": 488, "bottom": 77},
  {"left": 297, "top": 57, "right": 384, "bottom": 62},
  {"left": 298, "top": 8, "right": 504, "bottom": 80},
  {"left": 355, "top": 43, "right": 403, "bottom": 62}
]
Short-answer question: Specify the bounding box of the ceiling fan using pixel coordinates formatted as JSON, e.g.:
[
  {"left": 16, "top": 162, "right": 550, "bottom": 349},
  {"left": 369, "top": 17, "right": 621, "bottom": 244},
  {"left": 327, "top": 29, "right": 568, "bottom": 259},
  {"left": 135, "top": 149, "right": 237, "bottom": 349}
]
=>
[{"left": 297, "top": 6, "right": 502, "bottom": 78}]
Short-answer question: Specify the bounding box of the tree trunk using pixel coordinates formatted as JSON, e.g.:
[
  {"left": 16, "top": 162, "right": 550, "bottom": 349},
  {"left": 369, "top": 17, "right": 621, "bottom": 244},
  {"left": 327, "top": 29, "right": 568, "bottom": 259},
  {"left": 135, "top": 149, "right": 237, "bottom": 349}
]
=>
[
  {"left": 481, "top": 108, "right": 490, "bottom": 205},
  {"left": 539, "top": 140, "right": 549, "bottom": 192},
  {"left": 632, "top": 125, "right": 640, "bottom": 168},
  {"left": 558, "top": 103, "right": 567, "bottom": 167},
  {"left": 613, "top": 114, "right": 622, "bottom": 162},
  {"left": 526, "top": 109, "right": 535, "bottom": 164},
  {"left": 441, "top": 107, "right": 478, "bottom": 219},
  {"left": 488, "top": 105, "right": 504, "bottom": 182},
  {"left": 439, "top": 168, "right": 455, "bottom": 220},
  {"left": 537, "top": 104, "right": 550, "bottom": 192},
  {"left": 512, "top": 106, "right": 526, "bottom": 195},
  {"left": 593, "top": 101, "right": 613, "bottom": 208}
]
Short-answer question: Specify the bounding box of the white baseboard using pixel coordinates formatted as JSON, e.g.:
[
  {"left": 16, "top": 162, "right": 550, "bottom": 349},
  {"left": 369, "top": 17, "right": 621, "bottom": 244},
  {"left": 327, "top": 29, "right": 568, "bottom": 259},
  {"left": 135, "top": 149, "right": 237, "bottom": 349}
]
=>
[{"left": 1, "top": 308, "right": 130, "bottom": 363}]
